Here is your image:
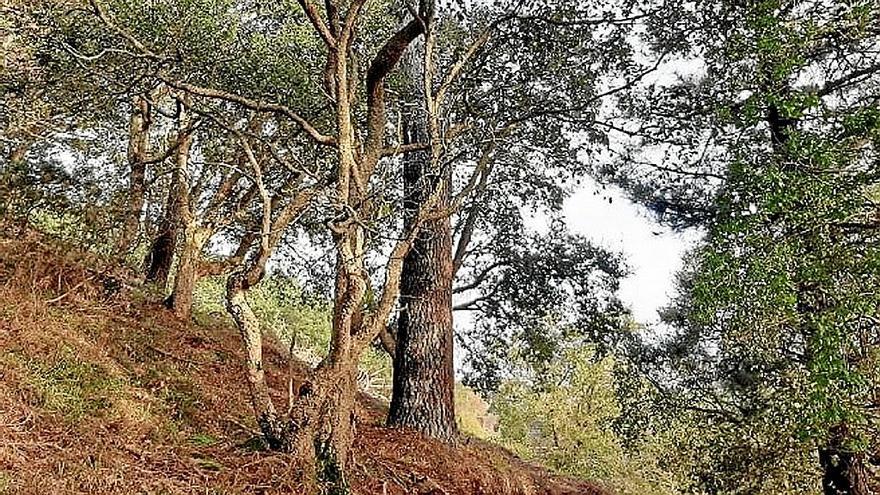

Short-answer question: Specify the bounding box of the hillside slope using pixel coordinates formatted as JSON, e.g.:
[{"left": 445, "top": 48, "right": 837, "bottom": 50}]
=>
[{"left": 0, "top": 233, "right": 605, "bottom": 495}]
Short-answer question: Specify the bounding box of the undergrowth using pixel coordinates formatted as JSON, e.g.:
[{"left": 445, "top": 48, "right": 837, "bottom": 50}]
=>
[{"left": 8, "top": 347, "right": 121, "bottom": 423}]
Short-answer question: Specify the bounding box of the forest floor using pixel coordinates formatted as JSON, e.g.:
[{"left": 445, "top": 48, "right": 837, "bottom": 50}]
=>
[{"left": 0, "top": 230, "right": 606, "bottom": 495}]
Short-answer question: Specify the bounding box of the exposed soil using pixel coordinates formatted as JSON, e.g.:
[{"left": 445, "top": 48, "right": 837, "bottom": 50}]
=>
[{"left": 0, "top": 232, "right": 606, "bottom": 495}]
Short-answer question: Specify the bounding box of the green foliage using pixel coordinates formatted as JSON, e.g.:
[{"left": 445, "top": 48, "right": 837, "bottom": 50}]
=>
[
  {"left": 462, "top": 223, "right": 629, "bottom": 393},
  {"left": 189, "top": 432, "right": 219, "bottom": 447},
  {"left": 191, "top": 453, "right": 224, "bottom": 472},
  {"left": 454, "top": 384, "right": 495, "bottom": 440},
  {"left": 0, "top": 150, "right": 127, "bottom": 257},
  {"left": 196, "top": 275, "right": 331, "bottom": 351},
  {"left": 160, "top": 376, "right": 203, "bottom": 425},
  {"left": 598, "top": 0, "right": 880, "bottom": 490},
  {"left": 194, "top": 275, "right": 392, "bottom": 396},
  {"left": 493, "top": 346, "right": 679, "bottom": 495}
]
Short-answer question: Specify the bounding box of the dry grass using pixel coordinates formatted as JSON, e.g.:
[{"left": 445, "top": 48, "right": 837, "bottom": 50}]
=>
[{"left": 0, "top": 232, "right": 605, "bottom": 495}]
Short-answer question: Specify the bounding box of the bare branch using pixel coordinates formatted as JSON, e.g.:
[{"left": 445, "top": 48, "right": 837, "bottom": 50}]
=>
[
  {"left": 87, "top": 0, "right": 165, "bottom": 61},
  {"left": 296, "top": 0, "right": 338, "bottom": 49},
  {"left": 161, "top": 78, "right": 336, "bottom": 147},
  {"left": 452, "top": 260, "right": 508, "bottom": 294}
]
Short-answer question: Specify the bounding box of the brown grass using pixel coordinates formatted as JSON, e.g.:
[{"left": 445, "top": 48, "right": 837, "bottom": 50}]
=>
[{"left": 0, "top": 233, "right": 605, "bottom": 495}]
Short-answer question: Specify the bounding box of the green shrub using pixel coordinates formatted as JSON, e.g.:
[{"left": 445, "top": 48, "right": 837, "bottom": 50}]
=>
[{"left": 194, "top": 275, "right": 393, "bottom": 398}]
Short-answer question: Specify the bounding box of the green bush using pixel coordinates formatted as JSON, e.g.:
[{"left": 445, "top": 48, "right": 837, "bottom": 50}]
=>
[
  {"left": 492, "top": 346, "right": 679, "bottom": 495},
  {"left": 194, "top": 275, "right": 392, "bottom": 398}
]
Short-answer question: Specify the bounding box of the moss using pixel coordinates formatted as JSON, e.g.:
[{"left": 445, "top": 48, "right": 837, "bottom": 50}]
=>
[
  {"left": 0, "top": 471, "right": 11, "bottom": 494},
  {"left": 192, "top": 454, "right": 224, "bottom": 472},
  {"left": 160, "top": 377, "right": 202, "bottom": 424},
  {"left": 189, "top": 432, "right": 219, "bottom": 447},
  {"left": 16, "top": 347, "right": 121, "bottom": 423},
  {"left": 133, "top": 363, "right": 202, "bottom": 427}
]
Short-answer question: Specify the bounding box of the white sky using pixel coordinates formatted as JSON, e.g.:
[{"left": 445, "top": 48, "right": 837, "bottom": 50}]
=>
[{"left": 562, "top": 179, "right": 702, "bottom": 325}]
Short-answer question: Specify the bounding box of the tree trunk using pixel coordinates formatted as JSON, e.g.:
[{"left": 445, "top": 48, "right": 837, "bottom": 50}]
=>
[
  {"left": 117, "top": 96, "right": 150, "bottom": 252},
  {"left": 166, "top": 224, "right": 210, "bottom": 319},
  {"left": 143, "top": 221, "right": 176, "bottom": 288},
  {"left": 144, "top": 96, "right": 193, "bottom": 290},
  {"left": 387, "top": 90, "right": 457, "bottom": 441},
  {"left": 227, "top": 266, "right": 358, "bottom": 493},
  {"left": 222, "top": 173, "right": 356, "bottom": 491},
  {"left": 227, "top": 274, "right": 287, "bottom": 441},
  {"left": 820, "top": 426, "right": 872, "bottom": 495}
]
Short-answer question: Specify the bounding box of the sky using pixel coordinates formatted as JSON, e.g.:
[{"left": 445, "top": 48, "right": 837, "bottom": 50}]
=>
[
  {"left": 562, "top": 179, "right": 703, "bottom": 326},
  {"left": 554, "top": 53, "right": 709, "bottom": 327}
]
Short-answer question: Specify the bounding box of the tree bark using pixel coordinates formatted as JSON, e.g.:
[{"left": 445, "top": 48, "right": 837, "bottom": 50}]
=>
[
  {"left": 117, "top": 95, "right": 150, "bottom": 252},
  {"left": 819, "top": 426, "right": 872, "bottom": 495},
  {"left": 387, "top": 85, "right": 457, "bottom": 441},
  {"left": 144, "top": 96, "right": 193, "bottom": 290},
  {"left": 166, "top": 224, "right": 210, "bottom": 319},
  {"left": 226, "top": 229, "right": 357, "bottom": 493},
  {"left": 143, "top": 220, "right": 176, "bottom": 288}
]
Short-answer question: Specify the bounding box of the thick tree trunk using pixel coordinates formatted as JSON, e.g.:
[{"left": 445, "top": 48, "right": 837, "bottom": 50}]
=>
[
  {"left": 387, "top": 96, "right": 457, "bottom": 441},
  {"left": 820, "top": 427, "right": 872, "bottom": 495},
  {"left": 166, "top": 224, "right": 210, "bottom": 319},
  {"left": 310, "top": 362, "right": 357, "bottom": 493},
  {"left": 118, "top": 96, "right": 150, "bottom": 252}
]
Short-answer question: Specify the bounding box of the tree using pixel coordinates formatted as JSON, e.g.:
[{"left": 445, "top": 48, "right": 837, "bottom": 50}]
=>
[
  {"left": 493, "top": 345, "right": 680, "bottom": 495},
  {"left": 115, "top": 95, "right": 150, "bottom": 252},
  {"left": 600, "top": 0, "right": 880, "bottom": 491},
  {"left": 387, "top": 31, "right": 458, "bottom": 440},
  {"left": 69, "top": 0, "right": 518, "bottom": 488},
  {"left": 143, "top": 94, "right": 194, "bottom": 290},
  {"left": 387, "top": 0, "right": 642, "bottom": 430}
]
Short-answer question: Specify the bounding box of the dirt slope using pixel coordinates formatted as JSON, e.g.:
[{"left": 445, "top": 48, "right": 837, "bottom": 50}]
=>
[{"left": 0, "top": 233, "right": 606, "bottom": 495}]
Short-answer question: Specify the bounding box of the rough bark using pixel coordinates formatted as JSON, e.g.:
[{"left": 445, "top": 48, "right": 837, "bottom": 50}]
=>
[
  {"left": 143, "top": 222, "right": 176, "bottom": 288},
  {"left": 819, "top": 427, "right": 872, "bottom": 495},
  {"left": 387, "top": 87, "right": 457, "bottom": 441},
  {"left": 166, "top": 224, "right": 210, "bottom": 319},
  {"left": 117, "top": 95, "right": 150, "bottom": 252}
]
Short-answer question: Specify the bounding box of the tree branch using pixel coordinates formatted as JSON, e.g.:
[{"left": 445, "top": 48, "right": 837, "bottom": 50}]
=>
[
  {"left": 161, "top": 78, "right": 336, "bottom": 147},
  {"left": 296, "top": 0, "right": 338, "bottom": 49},
  {"left": 453, "top": 260, "right": 508, "bottom": 294},
  {"left": 87, "top": 0, "right": 165, "bottom": 61}
]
